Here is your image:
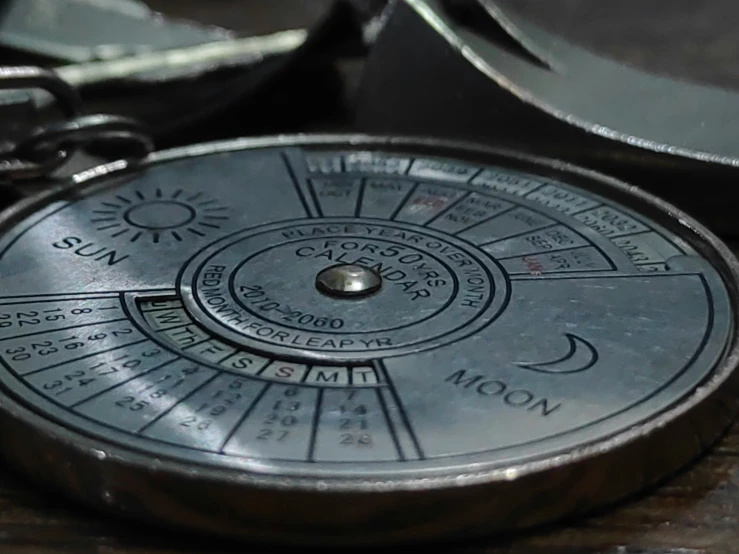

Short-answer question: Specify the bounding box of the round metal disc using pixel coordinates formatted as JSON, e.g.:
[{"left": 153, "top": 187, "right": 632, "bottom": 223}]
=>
[{"left": 0, "top": 135, "right": 736, "bottom": 545}]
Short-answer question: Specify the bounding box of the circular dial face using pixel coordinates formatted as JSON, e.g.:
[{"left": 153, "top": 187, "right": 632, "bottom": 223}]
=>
[{"left": 0, "top": 143, "right": 731, "bottom": 479}]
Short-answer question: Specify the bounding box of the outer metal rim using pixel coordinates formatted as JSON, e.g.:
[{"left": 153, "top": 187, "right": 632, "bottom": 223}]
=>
[{"left": 0, "top": 134, "right": 737, "bottom": 545}]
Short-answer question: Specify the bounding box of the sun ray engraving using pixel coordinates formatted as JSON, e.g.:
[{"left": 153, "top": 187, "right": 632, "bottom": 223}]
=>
[{"left": 91, "top": 188, "right": 231, "bottom": 244}]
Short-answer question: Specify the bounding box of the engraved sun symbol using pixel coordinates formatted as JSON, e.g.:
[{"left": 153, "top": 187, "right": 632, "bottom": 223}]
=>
[{"left": 90, "top": 188, "right": 230, "bottom": 243}]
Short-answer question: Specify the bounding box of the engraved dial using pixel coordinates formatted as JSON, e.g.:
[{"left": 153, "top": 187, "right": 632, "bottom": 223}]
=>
[{"left": 0, "top": 138, "right": 735, "bottom": 543}]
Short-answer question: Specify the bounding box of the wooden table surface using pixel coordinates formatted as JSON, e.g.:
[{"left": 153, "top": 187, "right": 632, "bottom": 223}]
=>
[{"left": 5, "top": 1, "right": 739, "bottom": 552}]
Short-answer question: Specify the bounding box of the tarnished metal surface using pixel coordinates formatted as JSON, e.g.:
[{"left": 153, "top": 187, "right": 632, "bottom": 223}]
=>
[{"left": 0, "top": 135, "right": 734, "bottom": 544}]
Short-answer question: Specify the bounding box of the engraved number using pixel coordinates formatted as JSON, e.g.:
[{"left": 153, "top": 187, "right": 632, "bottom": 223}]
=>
[
  {"left": 338, "top": 391, "right": 372, "bottom": 446},
  {"left": 239, "top": 285, "right": 344, "bottom": 328},
  {"left": 178, "top": 379, "right": 245, "bottom": 432},
  {"left": 0, "top": 308, "right": 68, "bottom": 328},
  {"left": 339, "top": 418, "right": 368, "bottom": 430},
  {"left": 256, "top": 387, "right": 300, "bottom": 442},
  {"left": 41, "top": 369, "right": 95, "bottom": 395},
  {"left": 115, "top": 396, "right": 149, "bottom": 410},
  {"left": 257, "top": 429, "right": 289, "bottom": 441},
  {"left": 3, "top": 326, "right": 136, "bottom": 364},
  {"left": 263, "top": 414, "right": 298, "bottom": 426},
  {"left": 179, "top": 416, "right": 211, "bottom": 431},
  {"left": 4, "top": 346, "right": 31, "bottom": 361},
  {"left": 272, "top": 400, "right": 300, "bottom": 411},
  {"left": 339, "top": 433, "right": 372, "bottom": 446}
]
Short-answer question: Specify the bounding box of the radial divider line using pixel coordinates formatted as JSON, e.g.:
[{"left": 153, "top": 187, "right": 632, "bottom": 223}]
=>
[
  {"left": 479, "top": 222, "right": 557, "bottom": 246},
  {"left": 218, "top": 381, "right": 271, "bottom": 452},
  {"left": 0, "top": 295, "right": 121, "bottom": 306},
  {"left": 69, "top": 355, "right": 180, "bottom": 408},
  {"left": 520, "top": 181, "right": 546, "bottom": 196},
  {"left": 20, "top": 338, "right": 150, "bottom": 377},
  {"left": 353, "top": 177, "right": 367, "bottom": 218},
  {"left": 119, "top": 288, "right": 179, "bottom": 297},
  {"left": 136, "top": 372, "right": 220, "bottom": 435},
  {"left": 299, "top": 364, "right": 313, "bottom": 385},
  {"left": 180, "top": 337, "right": 221, "bottom": 352},
  {"left": 139, "top": 304, "right": 185, "bottom": 315},
  {"left": 509, "top": 268, "right": 612, "bottom": 280},
  {"left": 0, "top": 291, "right": 125, "bottom": 300},
  {"left": 374, "top": 360, "right": 425, "bottom": 460},
  {"left": 146, "top": 321, "right": 196, "bottom": 333},
  {"left": 306, "top": 179, "right": 323, "bottom": 218},
  {"left": 452, "top": 204, "right": 517, "bottom": 237},
  {"left": 280, "top": 151, "right": 319, "bottom": 218},
  {"left": 375, "top": 386, "right": 405, "bottom": 461},
  {"left": 571, "top": 202, "right": 603, "bottom": 215},
  {"left": 465, "top": 167, "right": 485, "bottom": 183},
  {"left": 134, "top": 291, "right": 179, "bottom": 301},
  {"left": 401, "top": 157, "right": 413, "bottom": 175},
  {"left": 610, "top": 229, "right": 652, "bottom": 240},
  {"left": 495, "top": 243, "right": 595, "bottom": 261},
  {"left": 307, "top": 388, "right": 324, "bottom": 462},
  {"left": 389, "top": 182, "right": 419, "bottom": 221},
  {"left": 423, "top": 191, "right": 471, "bottom": 227},
  {"left": 216, "top": 350, "right": 239, "bottom": 365},
  {"left": 508, "top": 270, "right": 701, "bottom": 281},
  {"left": 255, "top": 362, "right": 271, "bottom": 377}
]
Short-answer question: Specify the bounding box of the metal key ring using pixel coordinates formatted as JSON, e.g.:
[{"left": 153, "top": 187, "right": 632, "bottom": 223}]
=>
[
  {"left": 7, "top": 114, "right": 154, "bottom": 181},
  {"left": 0, "top": 66, "right": 83, "bottom": 181},
  {"left": 17, "top": 114, "right": 154, "bottom": 160},
  {"left": 0, "top": 67, "right": 153, "bottom": 181}
]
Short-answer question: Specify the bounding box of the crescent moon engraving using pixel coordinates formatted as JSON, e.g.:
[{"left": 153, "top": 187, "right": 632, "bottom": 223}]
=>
[{"left": 517, "top": 334, "right": 598, "bottom": 374}]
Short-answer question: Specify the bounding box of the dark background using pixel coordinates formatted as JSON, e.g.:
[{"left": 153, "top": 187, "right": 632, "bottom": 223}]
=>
[
  {"left": 5, "top": 1, "right": 739, "bottom": 553},
  {"left": 146, "top": 0, "right": 739, "bottom": 90}
]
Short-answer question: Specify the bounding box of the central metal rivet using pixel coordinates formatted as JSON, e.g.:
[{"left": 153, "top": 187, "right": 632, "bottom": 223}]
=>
[{"left": 315, "top": 264, "right": 382, "bottom": 298}]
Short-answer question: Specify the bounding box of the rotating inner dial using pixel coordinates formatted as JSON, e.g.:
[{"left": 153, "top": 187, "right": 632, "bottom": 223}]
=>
[{"left": 179, "top": 219, "right": 509, "bottom": 362}]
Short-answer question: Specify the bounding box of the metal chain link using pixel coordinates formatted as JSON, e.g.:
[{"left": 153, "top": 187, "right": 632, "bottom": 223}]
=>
[{"left": 0, "top": 65, "right": 153, "bottom": 182}]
